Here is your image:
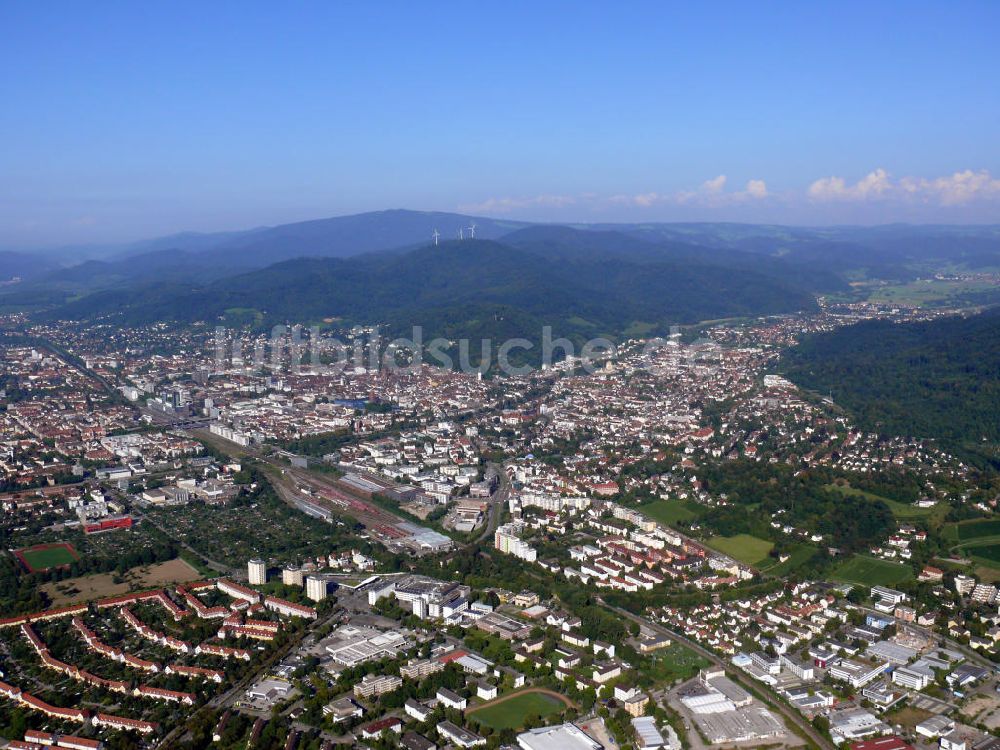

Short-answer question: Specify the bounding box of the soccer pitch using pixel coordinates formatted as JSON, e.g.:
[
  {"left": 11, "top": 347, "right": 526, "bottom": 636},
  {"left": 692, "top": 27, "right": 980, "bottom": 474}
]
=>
[{"left": 16, "top": 543, "right": 80, "bottom": 572}]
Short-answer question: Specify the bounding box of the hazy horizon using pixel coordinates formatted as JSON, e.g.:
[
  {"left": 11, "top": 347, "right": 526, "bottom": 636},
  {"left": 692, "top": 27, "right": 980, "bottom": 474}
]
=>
[
  {"left": 4, "top": 210, "right": 1000, "bottom": 258},
  {"left": 3, "top": 2, "right": 999, "bottom": 249}
]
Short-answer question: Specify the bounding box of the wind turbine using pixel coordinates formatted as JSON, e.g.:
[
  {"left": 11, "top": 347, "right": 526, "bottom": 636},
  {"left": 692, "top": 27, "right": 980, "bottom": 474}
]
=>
[
  {"left": 468, "top": 223, "right": 477, "bottom": 239},
  {"left": 432, "top": 229, "right": 440, "bottom": 246}
]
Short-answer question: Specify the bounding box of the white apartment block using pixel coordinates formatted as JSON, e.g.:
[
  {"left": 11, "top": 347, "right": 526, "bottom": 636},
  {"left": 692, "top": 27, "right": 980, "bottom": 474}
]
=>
[
  {"left": 354, "top": 674, "right": 403, "bottom": 698},
  {"left": 305, "top": 576, "right": 328, "bottom": 602},
  {"left": 828, "top": 658, "right": 888, "bottom": 689},
  {"left": 247, "top": 558, "right": 267, "bottom": 585},
  {"left": 892, "top": 665, "right": 932, "bottom": 690},
  {"left": 495, "top": 523, "right": 537, "bottom": 562}
]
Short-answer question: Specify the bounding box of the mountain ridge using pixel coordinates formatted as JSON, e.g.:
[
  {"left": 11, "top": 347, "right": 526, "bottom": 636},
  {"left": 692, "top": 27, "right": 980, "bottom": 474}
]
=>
[{"left": 45, "top": 236, "right": 820, "bottom": 347}]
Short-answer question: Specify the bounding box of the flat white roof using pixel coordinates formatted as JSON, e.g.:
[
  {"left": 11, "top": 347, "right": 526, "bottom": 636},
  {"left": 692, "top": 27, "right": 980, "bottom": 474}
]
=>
[{"left": 517, "top": 723, "right": 602, "bottom": 750}]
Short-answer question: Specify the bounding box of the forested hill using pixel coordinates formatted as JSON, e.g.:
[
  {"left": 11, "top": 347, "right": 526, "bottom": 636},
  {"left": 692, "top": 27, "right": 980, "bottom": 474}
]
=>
[
  {"left": 46, "top": 236, "right": 819, "bottom": 343},
  {"left": 779, "top": 308, "right": 1000, "bottom": 465}
]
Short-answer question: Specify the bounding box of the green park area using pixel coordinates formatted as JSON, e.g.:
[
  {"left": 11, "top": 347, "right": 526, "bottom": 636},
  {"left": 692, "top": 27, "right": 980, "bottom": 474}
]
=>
[
  {"left": 758, "top": 543, "right": 819, "bottom": 577},
  {"left": 825, "top": 483, "right": 946, "bottom": 523}
]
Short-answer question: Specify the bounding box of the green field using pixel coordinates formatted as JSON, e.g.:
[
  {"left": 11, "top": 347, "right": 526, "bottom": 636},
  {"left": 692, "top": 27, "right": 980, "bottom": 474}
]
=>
[
  {"left": 706, "top": 534, "right": 774, "bottom": 566},
  {"left": 825, "top": 483, "right": 943, "bottom": 522},
  {"left": 623, "top": 320, "right": 656, "bottom": 337},
  {"left": 967, "top": 544, "right": 1000, "bottom": 565},
  {"left": 831, "top": 554, "right": 913, "bottom": 587},
  {"left": 17, "top": 543, "right": 80, "bottom": 572},
  {"left": 223, "top": 307, "right": 264, "bottom": 325},
  {"left": 640, "top": 498, "right": 705, "bottom": 527},
  {"left": 881, "top": 498, "right": 947, "bottom": 522},
  {"left": 637, "top": 643, "right": 711, "bottom": 686},
  {"left": 470, "top": 691, "right": 566, "bottom": 730},
  {"left": 758, "top": 543, "right": 819, "bottom": 576},
  {"left": 867, "top": 278, "right": 1000, "bottom": 306},
  {"left": 955, "top": 519, "right": 1000, "bottom": 541},
  {"left": 942, "top": 519, "right": 1000, "bottom": 570}
]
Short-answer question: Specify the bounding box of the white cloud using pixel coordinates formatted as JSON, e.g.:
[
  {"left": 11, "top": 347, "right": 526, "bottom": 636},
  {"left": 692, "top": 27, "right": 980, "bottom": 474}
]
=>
[
  {"left": 855, "top": 168, "right": 892, "bottom": 198},
  {"left": 670, "top": 174, "right": 768, "bottom": 206},
  {"left": 462, "top": 168, "right": 999, "bottom": 219},
  {"left": 899, "top": 169, "right": 1000, "bottom": 205},
  {"left": 675, "top": 176, "right": 767, "bottom": 205},
  {"left": 807, "top": 176, "right": 845, "bottom": 200},
  {"left": 458, "top": 194, "right": 576, "bottom": 213},
  {"left": 808, "top": 168, "right": 891, "bottom": 201},
  {"left": 631, "top": 192, "right": 660, "bottom": 207},
  {"left": 744, "top": 179, "right": 768, "bottom": 199},
  {"left": 808, "top": 167, "right": 1000, "bottom": 206},
  {"left": 702, "top": 175, "right": 727, "bottom": 193},
  {"left": 486, "top": 176, "right": 770, "bottom": 213}
]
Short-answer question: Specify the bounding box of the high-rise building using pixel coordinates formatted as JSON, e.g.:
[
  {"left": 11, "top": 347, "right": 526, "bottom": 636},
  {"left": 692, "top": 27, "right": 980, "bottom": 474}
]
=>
[
  {"left": 495, "top": 522, "right": 537, "bottom": 562},
  {"left": 411, "top": 597, "right": 428, "bottom": 619},
  {"left": 282, "top": 565, "right": 304, "bottom": 587},
  {"left": 248, "top": 558, "right": 267, "bottom": 585},
  {"left": 305, "top": 575, "right": 328, "bottom": 602}
]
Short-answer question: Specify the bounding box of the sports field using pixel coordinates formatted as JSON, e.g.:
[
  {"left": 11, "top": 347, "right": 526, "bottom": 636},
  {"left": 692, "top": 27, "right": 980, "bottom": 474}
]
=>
[
  {"left": 706, "top": 534, "right": 773, "bottom": 566},
  {"left": 15, "top": 542, "right": 80, "bottom": 572},
  {"left": 468, "top": 689, "right": 568, "bottom": 730},
  {"left": 831, "top": 554, "right": 913, "bottom": 587}
]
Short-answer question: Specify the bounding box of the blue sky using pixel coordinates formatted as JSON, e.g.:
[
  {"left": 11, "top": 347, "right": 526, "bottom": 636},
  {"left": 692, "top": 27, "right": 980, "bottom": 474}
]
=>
[{"left": 2, "top": 2, "right": 998, "bottom": 247}]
